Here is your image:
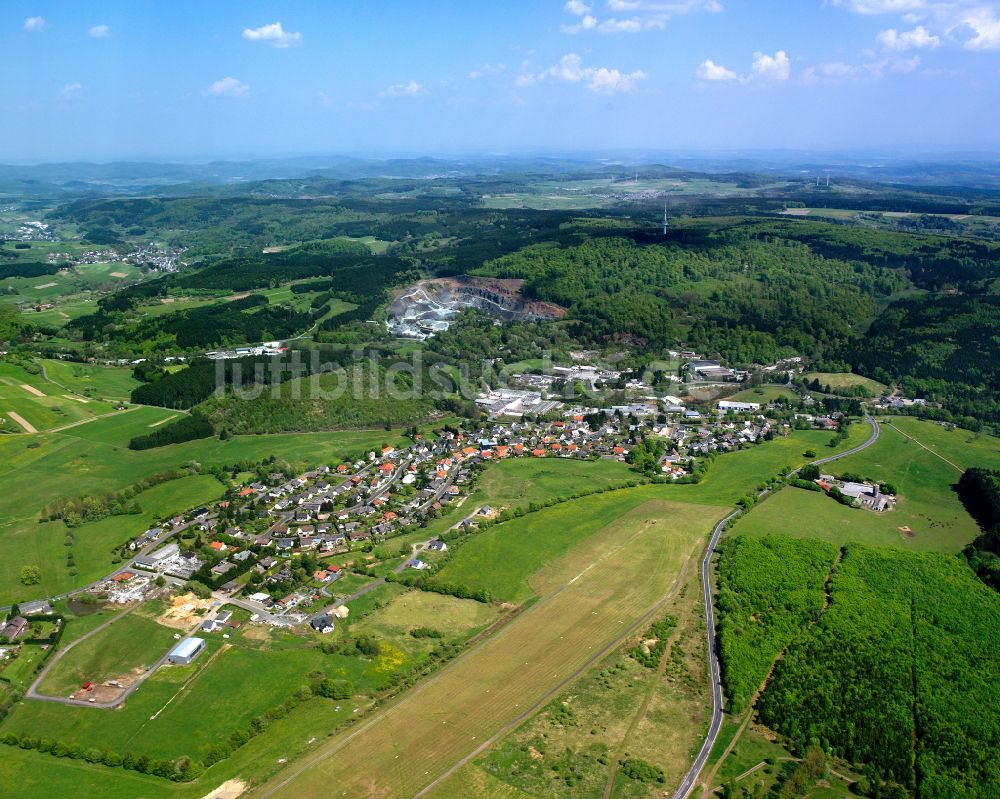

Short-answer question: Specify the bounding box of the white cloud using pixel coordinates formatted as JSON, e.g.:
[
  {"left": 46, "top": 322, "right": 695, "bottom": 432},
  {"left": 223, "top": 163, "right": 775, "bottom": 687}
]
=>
[
  {"left": 696, "top": 49, "right": 791, "bottom": 83},
  {"left": 520, "top": 53, "right": 646, "bottom": 93},
  {"left": 380, "top": 80, "right": 426, "bottom": 97},
  {"left": 752, "top": 50, "right": 791, "bottom": 80},
  {"left": 877, "top": 24, "right": 940, "bottom": 48},
  {"left": 206, "top": 76, "right": 250, "bottom": 97},
  {"left": 24, "top": 16, "right": 46, "bottom": 32},
  {"left": 958, "top": 7, "right": 1000, "bottom": 49},
  {"left": 468, "top": 63, "right": 507, "bottom": 79},
  {"left": 563, "top": 0, "right": 722, "bottom": 33},
  {"left": 831, "top": 0, "right": 1000, "bottom": 51},
  {"left": 802, "top": 53, "right": 922, "bottom": 83},
  {"left": 696, "top": 58, "right": 738, "bottom": 80},
  {"left": 830, "top": 0, "right": 926, "bottom": 14},
  {"left": 61, "top": 82, "right": 83, "bottom": 98},
  {"left": 562, "top": 14, "right": 599, "bottom": 32},
  {"left": 242, "top": 22, "right": 301, "bottom": 48},
  {"left": 88, "top": 24, "right": 111, "bottom": 38}
]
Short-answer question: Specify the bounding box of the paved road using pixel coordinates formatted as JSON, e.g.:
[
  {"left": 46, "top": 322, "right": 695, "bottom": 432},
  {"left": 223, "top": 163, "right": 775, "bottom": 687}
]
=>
[{"left": 671, "top": 414, "right": 880, "bottom": 799}]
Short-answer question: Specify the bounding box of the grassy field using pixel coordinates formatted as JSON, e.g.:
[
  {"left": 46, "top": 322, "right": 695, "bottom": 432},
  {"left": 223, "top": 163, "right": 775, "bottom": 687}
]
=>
[
  {"left": 468, "top": 457, "right": 638, "bottom": 510},
  {"left": 725, "top": 384, "right": 800, "bottom": 403},
  {"left": 0, "top": 261, "right": 147, "bottom": 311},
  {"left": 412, "top": 457, "right": 640, "bottom": 542},
  {"left": 37, "top": 612, "right": 178, "bottom": 696},
  {"left": 0, "top": 360, "right": 119, "bottom": 433},
  {"left": 730, "top": 418, "right": 1000, "bottom": 553},
  {"left": 249, "top": 496, "right": 723, "bottom": 799},
  {"left": 0, "top": 689, "right": 380, "bottom": 799},
  {"left": 40, "top": 359, "right": 140, "bottom": 401},
  {"left": 434, "top": 428, "right": 868, "bottom": 605},
  {"left": 0, "top": 473, "right": 226, "bottom": 605},
  {"left": 362, "top": 590, "right": 501, "bottom": 639},
  {"left": 803, "top": 371, "right": 887, "bottom": 395},
  {"left": 454, "top": 543, "right": 710, "bottom": 799}
]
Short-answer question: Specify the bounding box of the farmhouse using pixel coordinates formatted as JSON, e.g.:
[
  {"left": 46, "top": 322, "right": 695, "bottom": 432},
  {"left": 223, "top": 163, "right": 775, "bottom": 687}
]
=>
[
  {"left": 167, "top": 637, "right": 206, "bottom": 665},
  {"left": 1, "top": 615, "right": 28, "bottom": 641}
]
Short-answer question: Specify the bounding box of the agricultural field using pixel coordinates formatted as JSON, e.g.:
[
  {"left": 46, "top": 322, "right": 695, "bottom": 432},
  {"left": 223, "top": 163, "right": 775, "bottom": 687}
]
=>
[
  {"left": 409, "top": 456, "right": 641, "bottom": 544},
  {"left": 730, "top": 418, "right": 1000, "bottom": 552},
  {"left": 248, "top": 495, "right": 723, "bottom": 799},
  {"left": 39, "top": 359, "right": 141, "bottom": 402},
  {"left": 1, "top": 260, "right": 148, "bottom": 311},
  {"left": 480, "top": 176, "right": 756, "bottom": 210},
  {"left": 0, "top": 360, "right": 120, "bottom": 433}
]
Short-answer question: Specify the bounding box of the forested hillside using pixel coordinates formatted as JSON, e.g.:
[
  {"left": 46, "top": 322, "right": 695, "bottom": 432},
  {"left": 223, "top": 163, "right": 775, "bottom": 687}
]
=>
[
  {"left": 958, "top": 467, "right": 1000, "bottom": 590},
  {"left": 851, "top": 295, "right": 1000, "bottom": 425},
  {"left": 476, "top": 230, "right": 905, "bottom": 363},
  {"left": 720, "top": 536, "right": 1000, "bottom": 798}
]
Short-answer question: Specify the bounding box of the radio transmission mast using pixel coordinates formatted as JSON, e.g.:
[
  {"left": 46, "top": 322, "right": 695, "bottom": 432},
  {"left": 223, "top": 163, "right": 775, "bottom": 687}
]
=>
[{"left": 662, "top": 204, "right": 669, "bottom": 236}]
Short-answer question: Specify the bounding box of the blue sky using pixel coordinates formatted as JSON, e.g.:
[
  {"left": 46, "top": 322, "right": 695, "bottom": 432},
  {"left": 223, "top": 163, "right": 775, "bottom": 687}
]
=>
[{"left": 3, "top": 0, "right": 999, "bottom": 161}]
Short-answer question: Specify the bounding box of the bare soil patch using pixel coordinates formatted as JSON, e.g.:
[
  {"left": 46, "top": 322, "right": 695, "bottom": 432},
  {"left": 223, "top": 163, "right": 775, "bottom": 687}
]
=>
[
  {"left": 200, "top": 779, "right": 248, "bottom": 799},
  {"left": 156, "top": 593, "right": 214, "bottom": 629},
  {"left": 6, "top": 411, "right": 37, "bottom": 433},
  {"left": 19, "top": 383, "right": 45, "bottom": 397}
]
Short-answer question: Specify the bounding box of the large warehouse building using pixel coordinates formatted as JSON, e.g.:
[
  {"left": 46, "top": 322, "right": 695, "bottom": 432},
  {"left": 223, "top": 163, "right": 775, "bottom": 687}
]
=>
[{"left": 167, "top": 637, "right": 205, "bottom": 665}]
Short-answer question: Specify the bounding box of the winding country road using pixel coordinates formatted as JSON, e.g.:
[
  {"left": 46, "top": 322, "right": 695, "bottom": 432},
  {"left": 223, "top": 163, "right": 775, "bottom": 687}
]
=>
[{"left": 671, "top": 414, "right": 881, "bottom": 799}]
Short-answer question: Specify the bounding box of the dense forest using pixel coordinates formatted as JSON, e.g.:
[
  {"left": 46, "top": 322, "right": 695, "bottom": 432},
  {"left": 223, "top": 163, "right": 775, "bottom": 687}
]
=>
[
  {"left": 850, "top": 295, "right": 1000, "bottom": 425},
  {"left": 0, "top": 304, "right": 32, "bottom": 342},
  {"left": 720, "top": 536, "right": 1000, "bottom": 798},
  {"left": 715, "top": 535, "right": 838, "bottom": 712},
  {"left": 476, "top": 231, "right": 905, "bottom": 363},
  {"left": 957, "top": 467, "right": 1000, "bottom": 590},
  {"left": 200, "top": 367, "right": 437, "bottom": 434}
]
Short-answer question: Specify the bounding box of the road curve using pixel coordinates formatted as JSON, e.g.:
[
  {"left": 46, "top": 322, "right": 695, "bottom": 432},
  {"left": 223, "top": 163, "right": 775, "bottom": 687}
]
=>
[{"left": 671, "top": 414, "right": 879, "bottom": 799}]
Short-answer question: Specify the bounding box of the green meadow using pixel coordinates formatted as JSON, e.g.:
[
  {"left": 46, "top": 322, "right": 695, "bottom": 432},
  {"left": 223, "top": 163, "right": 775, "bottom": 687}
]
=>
[
  {"left": 38, "top": 613, "right": 179, "bottom": 696},
  {"left": 40, "top": 360, "right": 141, "bottom": 401},
  {"left": 2, "top": 586, "right": 499, "bottom": 764},
  {"left": 0, "top": 473, "right": 226, "bottom": 605},
  {"left": 435, "top": 428, "right": 867, "bottom": 603},
  {"left": 725, "top": 383, "right": 800, "bottom": 403},
  {"left": 730, "top": 418, "right": 1000, "bottom": 552},
  {"left": 803, "top": 371, "right": 888, "bottom": 395},
  {"left": 0, "top": 361, "right": 119, "bottom": 432}
]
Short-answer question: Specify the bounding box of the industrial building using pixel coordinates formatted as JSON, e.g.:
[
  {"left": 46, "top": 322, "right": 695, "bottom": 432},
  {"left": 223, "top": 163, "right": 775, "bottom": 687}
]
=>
[{"left": 167, "top": 637, "right": 206, "bottom": 665}]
